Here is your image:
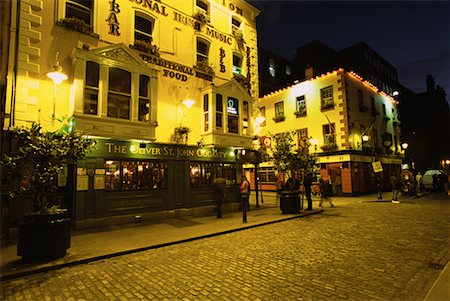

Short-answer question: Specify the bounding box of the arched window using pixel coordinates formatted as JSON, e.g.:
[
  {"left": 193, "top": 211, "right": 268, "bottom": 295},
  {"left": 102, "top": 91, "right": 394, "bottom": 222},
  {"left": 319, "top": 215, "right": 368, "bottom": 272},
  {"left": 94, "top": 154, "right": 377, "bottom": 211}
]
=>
[
  {"left": 84, "top": 61, "right": 99, "bottom": 115},
  {"left": 135, "top": 13, "right": 154, "bottom": 43},
  {"left": 232, "top": 52, "right": 243, "bottom": 75},
  {"left": 65, "top": 0, "right": 93, "bottom": 26},
  {"left": 197, "top": 38, "right": 210, "bottom": 63}
]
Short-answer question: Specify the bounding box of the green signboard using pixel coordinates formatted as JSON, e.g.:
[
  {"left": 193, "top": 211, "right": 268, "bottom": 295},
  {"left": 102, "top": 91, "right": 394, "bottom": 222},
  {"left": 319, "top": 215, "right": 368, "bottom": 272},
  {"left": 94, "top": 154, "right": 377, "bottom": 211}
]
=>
[{"left": 88, "top": 139, "right": 238, "bottom": 162}]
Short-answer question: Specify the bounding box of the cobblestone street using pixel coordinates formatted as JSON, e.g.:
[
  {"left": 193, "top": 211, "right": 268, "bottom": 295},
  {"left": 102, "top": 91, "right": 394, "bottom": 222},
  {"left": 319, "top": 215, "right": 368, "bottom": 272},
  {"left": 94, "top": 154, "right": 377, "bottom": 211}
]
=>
[{"left": 1, "top": 194, "right": 449, "bottom": 301}]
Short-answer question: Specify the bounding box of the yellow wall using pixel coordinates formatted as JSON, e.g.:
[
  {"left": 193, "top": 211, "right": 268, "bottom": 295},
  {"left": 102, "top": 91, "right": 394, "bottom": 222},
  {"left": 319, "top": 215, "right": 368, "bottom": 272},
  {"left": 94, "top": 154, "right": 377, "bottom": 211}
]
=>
[{"left": 5, "top": 0, "right": 260, "bottom": 147}]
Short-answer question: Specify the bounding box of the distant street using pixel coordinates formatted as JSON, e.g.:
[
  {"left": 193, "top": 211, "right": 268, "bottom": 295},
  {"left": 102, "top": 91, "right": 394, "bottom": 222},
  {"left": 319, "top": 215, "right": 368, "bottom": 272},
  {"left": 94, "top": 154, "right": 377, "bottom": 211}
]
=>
[{"left": 1, "top": 193, "right": 449, "bottom": 301}]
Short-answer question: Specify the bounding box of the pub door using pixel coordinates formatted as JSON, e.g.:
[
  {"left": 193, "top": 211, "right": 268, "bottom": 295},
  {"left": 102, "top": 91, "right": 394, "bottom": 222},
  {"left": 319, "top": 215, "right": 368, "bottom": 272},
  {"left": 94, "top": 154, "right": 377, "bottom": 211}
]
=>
[{"left": 168, "top": 160, "right": 189, "bottom": 210}]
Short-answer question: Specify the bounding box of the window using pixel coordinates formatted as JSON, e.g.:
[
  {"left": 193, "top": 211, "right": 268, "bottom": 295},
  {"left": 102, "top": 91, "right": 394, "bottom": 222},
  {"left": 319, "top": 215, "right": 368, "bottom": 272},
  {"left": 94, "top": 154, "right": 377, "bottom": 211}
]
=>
[
  {"left": 285, "top": 65, "right": 291, "bottom": 76},
  {"left": 320, "top": 86, "right": 334, "bottom": 109},
  {"left": 259, "top": 107, "right": 266, "bottom": 126},
  {"left": 204, "top": 94, "right": 209, "bottom": 131},
  {"left": 323, "top": 123, "right": 335, "bottom": 144},
  {"left": 295, "top": 95, "right": 306, "bottom": 117},
  {"left": 215, "top": 94, "right": 223, "bottom": 129},
  {"left": 259, "top": 167, "right": 277, "bottom": 183},
  {"left": 107, "top": 68, "right": 131, "bottom": 119},
  {"left": 190, "top": 162, "right": 236, "bottom": 187},
  {"left": 297, "top": 128, "right": 309, "bottom": 152},
  {"left": 274, "top": 101, "right": 285, "bottom": 122},
  {"left": 196, "top": 0, "right": 209, "bottom": 13},
  {"left": 269, "top": 58, "right": 275, "bottom": 77},
  {"left": 84, "top": 61, "right": 99, "bottom": 115},
  {"left": 370, "top": 97, "right": 377, "bottom": 116},
  {"left": 358, "top": 89, "right": 368, "bottom": 112},
  {"left": 138, "top": 75, "right": 150, "bottom": 121},
  {"left": 65, "top": 0, "right": 93, "bottom": 26},
  {"left": 232, "top": 53, "right": 243, "bottom": 75},
  {"left": 231, "top": 16, "right": 241, "bottom": 34},
  {"left": 105, "top": 160, "right": 167, "bottom": 191},
  {"left": 227, "top": 97, "right": 239, "bottom": 134},
  {"left": 197, "top": 38, "right": 209, "bottom": 63},
  {"left": 242, "top": 101, "right": 249, "bottom": 135},
  {"left": 135, "top": 14, "right": 154, "bottom": 43}
]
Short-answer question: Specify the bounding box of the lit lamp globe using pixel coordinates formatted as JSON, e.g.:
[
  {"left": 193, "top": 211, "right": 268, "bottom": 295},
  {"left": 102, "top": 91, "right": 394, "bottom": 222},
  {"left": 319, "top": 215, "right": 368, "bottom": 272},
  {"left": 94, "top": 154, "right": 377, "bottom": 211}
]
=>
[
  {"left": 362, "top": 134, "right": 369, "bottom": 142},
  {"left": 401, "top": 142, "right": 409, "bottom": 150},
  {"left": 182, "top": 98, "right": 195, "bottom": 109},
  {"left": 47, "top": 59, "right": 67, "bottom": 85}
]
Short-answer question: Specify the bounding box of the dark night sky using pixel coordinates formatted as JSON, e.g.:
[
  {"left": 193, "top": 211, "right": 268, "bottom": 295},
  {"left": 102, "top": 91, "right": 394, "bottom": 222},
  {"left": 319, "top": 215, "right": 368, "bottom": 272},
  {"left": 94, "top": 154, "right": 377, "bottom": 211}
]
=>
[{"left": 249, "top": 0, "right": 450, "bottom": 98}]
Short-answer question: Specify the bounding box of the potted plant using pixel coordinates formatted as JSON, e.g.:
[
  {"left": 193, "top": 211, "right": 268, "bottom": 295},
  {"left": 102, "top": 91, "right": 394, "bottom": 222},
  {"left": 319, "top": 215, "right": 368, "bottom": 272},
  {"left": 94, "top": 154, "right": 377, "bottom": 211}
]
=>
[
  {"left": 174, "top": 126, "right": 191, "bottom": 144},
  {"left": 195, "top": 59, "right": 215, "bottom": 76},
  {"left": 270, "top": 131, "right": 316, "bottom": 213},
  {"left": 1, "top": 123, "right": 95, "bottom": 262}
]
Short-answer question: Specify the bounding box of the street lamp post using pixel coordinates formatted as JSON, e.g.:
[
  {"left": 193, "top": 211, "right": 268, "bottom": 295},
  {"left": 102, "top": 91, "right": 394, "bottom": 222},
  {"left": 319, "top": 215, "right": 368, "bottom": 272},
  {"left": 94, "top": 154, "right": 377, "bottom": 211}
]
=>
[{"left": 47, "top": 52, "right": 68, "bottom": 122}]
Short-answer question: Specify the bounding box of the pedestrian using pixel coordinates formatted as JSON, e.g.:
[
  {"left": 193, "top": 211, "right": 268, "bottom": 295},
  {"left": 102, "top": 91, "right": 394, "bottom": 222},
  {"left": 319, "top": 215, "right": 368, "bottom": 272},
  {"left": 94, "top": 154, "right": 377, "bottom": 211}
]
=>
[
  {"left": 439, "top": 172, "right": 448, "bottom": 195},
  {"left": 319, "top": 174, "right": 335, "bottom": 208},
  {"left": 240, "top": 176, "right": 250, "bottom": 211},
  {"left": 389, "top": 172, "right": 401, "bottom": 203},
  {"left": 415, "top": 172, "right": 423, "bottom": 194},
  {"left": 334, "top": 172, "right": 342, "bottom": 196},
  {"left": 304, "top": 173, "right": 314, "bottom": 210}
]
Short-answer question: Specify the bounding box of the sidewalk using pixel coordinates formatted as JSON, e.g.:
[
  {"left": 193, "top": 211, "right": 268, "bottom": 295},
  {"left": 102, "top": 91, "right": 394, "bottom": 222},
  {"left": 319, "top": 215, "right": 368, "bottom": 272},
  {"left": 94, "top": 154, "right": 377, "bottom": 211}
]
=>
[{"left": 1, "top": 192, "right": 321, "bottom": 281}]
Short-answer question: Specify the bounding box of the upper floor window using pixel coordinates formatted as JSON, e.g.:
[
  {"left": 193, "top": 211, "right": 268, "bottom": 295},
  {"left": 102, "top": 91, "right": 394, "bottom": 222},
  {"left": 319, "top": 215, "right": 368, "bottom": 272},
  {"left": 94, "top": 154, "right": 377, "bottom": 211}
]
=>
[
  {"left": 370, "top": 96, "right": 377, "bottom": 116},
  {"left": 135, "top": 14, "right": 154, "bottom": 43},
  {"left": 320, "top": 86, "right": 334, "bottom": 110},
  {"left": 227, "top": 97, "right": 239, "bottom": 134},
  {"left": 232, "top": 53, "right": 243, "bottom": 75},
  {"left": 197, "top": 38, "right": 210, "bottom": 63},
  {"left": 108, "top": 68, "right": 131, "bottom": 120},
  {"left": 138, "top": 75, "right": 151, "bottom": 122},
  {"left": 196, "top": 0, "right": 209, "bottom": 14},
  {"left": 65, "top": 0, "right": 93, "bottom": 26},
  {"left": 295, "top": 95, "right": 306, "bottom": 117},
  {"left": 203, "top": 94, "right": 209, "bottom": 131},
  {"left": 259, "top": 106, "right": 266, "bottom": 127},
  {"left": 297, "top": 128, "right": 309, "bottom": 152},
  {"left": 323, "top": 123, "right": 336, "bottom": 145},
  {"left": 84, "top": 61, "right": 99, "bottom": 115},
  {"left": 231, "top": 16, "right": 241, "bottom": 34},
  {"left": 269, "top": 58, "right": 276, "bottom": 77},
  {"left": 273, "top": 101, "right": 285, "bottom": 122},
  {"left": 358, "top": 89, "right": 368, "bottom": 112},
  {"left": 285, "top": 65, "right": 291, "bottom": 76},
  {"left": 216, "top": 94, "right": 223, "bottom": 129}
]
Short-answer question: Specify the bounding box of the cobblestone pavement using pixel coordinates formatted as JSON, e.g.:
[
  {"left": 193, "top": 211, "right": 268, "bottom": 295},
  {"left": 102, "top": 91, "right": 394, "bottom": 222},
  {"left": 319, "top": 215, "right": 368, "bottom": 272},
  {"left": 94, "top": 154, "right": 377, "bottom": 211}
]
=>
[{"left": 1, "top": 194, "right": 449, "bottom": 301}]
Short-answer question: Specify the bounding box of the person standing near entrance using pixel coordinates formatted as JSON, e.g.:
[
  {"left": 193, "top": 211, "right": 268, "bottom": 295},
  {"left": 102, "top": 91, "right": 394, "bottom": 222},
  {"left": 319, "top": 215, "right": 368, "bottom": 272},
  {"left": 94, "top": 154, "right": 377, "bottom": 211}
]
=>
[
  {"left": 389, "top": 172, "right": 401, "bottom": 203},
  {"left": 304, "top": 173, "right": 314, "bottom": 210},
  {"left": 319, "top": 174, "right": 335, "bottom": 208},
  {"left": 415, "top": 172, "right": 423, "bottom": 194},
  {"left": 240, "top": 176, "right": 250, "bottom": 211}
]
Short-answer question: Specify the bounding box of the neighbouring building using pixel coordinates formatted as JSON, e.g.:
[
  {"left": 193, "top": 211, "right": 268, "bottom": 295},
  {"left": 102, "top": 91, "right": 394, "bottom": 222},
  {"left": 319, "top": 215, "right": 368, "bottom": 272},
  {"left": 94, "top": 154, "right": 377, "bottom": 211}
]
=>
[
  {"left": 1, "top": 0, "right": 261, "bottom": 229},
  {"left": 257, "top": 68, "right": 404, "bottom": 195}
]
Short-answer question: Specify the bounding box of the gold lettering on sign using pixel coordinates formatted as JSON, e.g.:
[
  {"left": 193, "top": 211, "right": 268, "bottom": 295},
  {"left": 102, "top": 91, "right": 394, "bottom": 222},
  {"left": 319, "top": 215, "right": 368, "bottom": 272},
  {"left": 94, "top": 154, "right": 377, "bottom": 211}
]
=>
[
  {"left": 129, "top": 0, "right": 169, "bottom": 16},
  {"left": 106, "top": 0, "right": 120, "bottom": 36}
]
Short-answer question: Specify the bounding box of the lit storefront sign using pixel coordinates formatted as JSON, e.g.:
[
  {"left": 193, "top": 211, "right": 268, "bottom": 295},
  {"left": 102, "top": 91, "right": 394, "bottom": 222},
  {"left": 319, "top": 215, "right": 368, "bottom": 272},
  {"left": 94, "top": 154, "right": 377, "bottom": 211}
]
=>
[
  {"left": 89, "top": 139, "right": 237, "bottom": 162},
  {"left": 227, "top": 98, "right": 238, "bottom": 114}
]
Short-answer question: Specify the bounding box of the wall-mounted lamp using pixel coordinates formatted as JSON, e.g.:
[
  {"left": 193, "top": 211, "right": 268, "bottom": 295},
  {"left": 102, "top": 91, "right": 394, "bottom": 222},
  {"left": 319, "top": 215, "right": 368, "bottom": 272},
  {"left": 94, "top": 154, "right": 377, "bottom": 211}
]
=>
[
  {"left": 309, "top": 137, "right": 318, "bottom": 151},
  {"left": 401, "top": 142, "right": 409, "bottom": 150},
  {"left": 47, "top": 52, "right": 68, "bottom": 121},
  {"left": 180, "top": 86, "right": 195, "bottom": 108},
  {"left": 362, "top": 134, "right": 370, "bottom": 142},
  {"left": 47, "top": 52, "right": 68, "bottom": 85},
  {"left": 182, "top": 98, "right": 195, "bottom": 108}
]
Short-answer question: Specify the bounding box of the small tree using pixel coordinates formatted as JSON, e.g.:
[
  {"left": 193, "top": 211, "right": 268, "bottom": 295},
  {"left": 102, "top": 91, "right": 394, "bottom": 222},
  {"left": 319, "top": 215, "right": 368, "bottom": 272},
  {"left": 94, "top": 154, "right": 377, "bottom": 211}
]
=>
[
  {"left": 1, "top": 123, "right": 96, "bottom": 214},
  {"left": 270, "top": 131, "right": 317, "bottom": 186}
]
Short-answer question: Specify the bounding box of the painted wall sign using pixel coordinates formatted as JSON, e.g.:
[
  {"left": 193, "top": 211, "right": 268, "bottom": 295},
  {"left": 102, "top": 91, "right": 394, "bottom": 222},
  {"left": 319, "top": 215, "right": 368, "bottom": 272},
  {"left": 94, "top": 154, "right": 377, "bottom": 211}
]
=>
[
  {"left": 106, "top": 0, "right": 121, "bottom": 36},
  {"left": 219, "top": 47, "right": 226, "bottom": 73},
  {"left": 205, "top": 28, "right": 233, "bottom": 45},
  {"left": 219, "top": 0, "right": 244, "bottom": 16},
  {"left": 128, "top": 0, "right": 169, "bottom": 16},
  {"left": 88, "top": 139, "right": 236, "bottom": 162}
]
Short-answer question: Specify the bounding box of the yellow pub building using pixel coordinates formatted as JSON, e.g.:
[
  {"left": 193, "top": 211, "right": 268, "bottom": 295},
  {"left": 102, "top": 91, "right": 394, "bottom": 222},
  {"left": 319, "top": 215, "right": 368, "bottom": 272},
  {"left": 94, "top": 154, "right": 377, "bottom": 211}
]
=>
[{"left": 2, "top": 0, "right": 261, "bottom": 229}]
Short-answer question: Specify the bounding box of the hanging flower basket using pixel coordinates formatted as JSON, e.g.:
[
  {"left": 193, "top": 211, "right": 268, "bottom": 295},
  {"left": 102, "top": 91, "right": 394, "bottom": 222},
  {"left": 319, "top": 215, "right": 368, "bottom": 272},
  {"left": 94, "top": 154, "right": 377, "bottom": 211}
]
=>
[
  {"left": 174, "top": 126, "right": 191, "bottom": 144},
  {"left": 131, "top": 40, "right": 160, "bottom": 57},
  {"left": 195, "top": 60, "right": 215, "bottom": 76},
  {"left": 233, "top": 74, "right": 251, "bottom": 91}
]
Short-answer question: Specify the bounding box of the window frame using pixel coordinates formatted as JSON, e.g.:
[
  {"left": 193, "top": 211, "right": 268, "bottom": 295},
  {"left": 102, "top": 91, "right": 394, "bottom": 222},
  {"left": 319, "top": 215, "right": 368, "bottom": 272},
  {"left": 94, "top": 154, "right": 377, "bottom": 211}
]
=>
[
  {"left": 320, "top": 86, "right": 334, "bottom": 110},
  {"left": 134, "top": 13, "right": 155, "bottom": 43},
  {"left": 196, "top": 38, "right": 210, "bottom": 63},
  {"left": 295, "top": 95, "right": 307, "bottom": 117},
  {"left": 273, "top": 101, "right": 285, "bottom": 122}
]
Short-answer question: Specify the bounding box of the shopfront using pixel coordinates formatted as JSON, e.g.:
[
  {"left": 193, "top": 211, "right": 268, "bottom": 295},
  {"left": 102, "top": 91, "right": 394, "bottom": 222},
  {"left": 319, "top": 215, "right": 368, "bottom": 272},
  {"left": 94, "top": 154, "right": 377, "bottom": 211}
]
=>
[{"left": 73, "top": 139, "right": 240, "bottom": 229}]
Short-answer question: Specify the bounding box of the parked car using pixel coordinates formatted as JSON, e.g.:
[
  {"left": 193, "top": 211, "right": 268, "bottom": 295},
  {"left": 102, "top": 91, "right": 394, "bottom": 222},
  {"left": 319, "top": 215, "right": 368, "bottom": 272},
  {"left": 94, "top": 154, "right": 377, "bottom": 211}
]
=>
[{"left": 421, "top": 170, "right": 446, "bottom": 190}]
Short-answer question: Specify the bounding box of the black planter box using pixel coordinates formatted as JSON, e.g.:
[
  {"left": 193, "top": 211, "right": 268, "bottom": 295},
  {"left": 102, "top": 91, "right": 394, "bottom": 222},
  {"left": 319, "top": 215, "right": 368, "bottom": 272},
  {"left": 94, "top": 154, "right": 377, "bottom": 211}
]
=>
[
  {"left": 280, "top": 191, "right": 302, "bottom": 214},
  {"left": 18, "top": 214, "right": 71, "bottom": 262}
]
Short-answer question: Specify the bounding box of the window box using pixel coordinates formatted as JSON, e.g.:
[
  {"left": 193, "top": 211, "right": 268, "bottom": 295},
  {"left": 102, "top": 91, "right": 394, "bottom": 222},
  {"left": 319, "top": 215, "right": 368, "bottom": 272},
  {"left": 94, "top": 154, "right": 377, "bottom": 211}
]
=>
[
  {"left": 174, "top": 126, "right": 191, "bottom": 144},
  {"left": 130, "top": 40, "right": 160, "bottom": 57},
  {"left": 321, "top": 102, "right": 335, "bottom": 111},
  {"left": 195, "top": 60, "right": 215, "bottom": 76},
  {"left": 272, "top": 116, "right": 285, "bottom": 123},
  {"left": 233, "top": 29, "right": 245, "bottom": 44},
  {"left": 294, "top": 111, "right": 306, "bottom": 118},
  {"left": 321, "top": 143, "right": 338, "bottom": 151},
  {"left": 193, "top": 11, "right": 210, "bottom": 30},
  {"left": 233, "top": 74, "right": 250, "bottom": 91},
  {"left": 56, "top": 17, "right": 99, "bottom": 38}
]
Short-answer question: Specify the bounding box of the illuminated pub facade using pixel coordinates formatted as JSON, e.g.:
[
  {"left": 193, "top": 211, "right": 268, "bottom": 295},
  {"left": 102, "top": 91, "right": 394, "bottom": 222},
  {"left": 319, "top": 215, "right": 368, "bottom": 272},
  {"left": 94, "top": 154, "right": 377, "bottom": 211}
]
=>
[
  {"left": 257, "top": 69, "right": 404, "bottom": 195},
  {"left": 2, "top": 0, "right": 260, "bottom": 229}
]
